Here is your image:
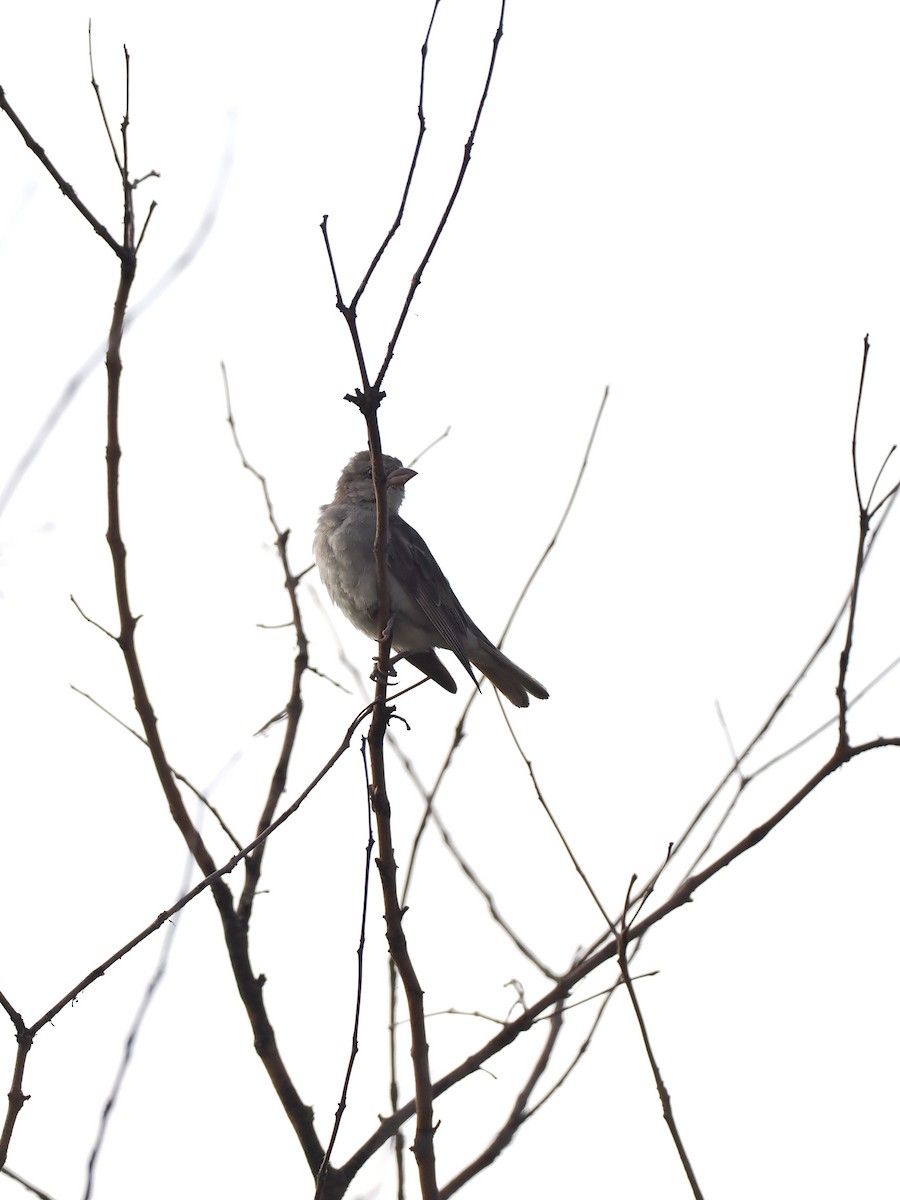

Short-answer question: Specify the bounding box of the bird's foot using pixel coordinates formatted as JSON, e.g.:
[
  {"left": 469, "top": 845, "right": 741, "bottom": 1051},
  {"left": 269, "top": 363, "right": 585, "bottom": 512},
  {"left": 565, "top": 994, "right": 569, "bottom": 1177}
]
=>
[{"left": 369, "top": 656, "right": 398, "bottom": 686}]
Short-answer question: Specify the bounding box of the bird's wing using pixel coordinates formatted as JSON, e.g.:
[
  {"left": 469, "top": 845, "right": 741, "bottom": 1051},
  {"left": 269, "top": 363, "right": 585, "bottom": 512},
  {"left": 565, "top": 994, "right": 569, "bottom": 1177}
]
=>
[
  {"left": 388, "top": 516, "right": 480, "bottom": 684},
  {"left": 403, "top": 650, "right": 458, "bottom": 694}
]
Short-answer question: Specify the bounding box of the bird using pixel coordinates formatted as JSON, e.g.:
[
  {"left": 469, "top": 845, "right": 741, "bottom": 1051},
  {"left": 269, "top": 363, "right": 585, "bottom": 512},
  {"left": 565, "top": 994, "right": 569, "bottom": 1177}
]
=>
[{"left": 313, "top": 450, "right": 549, "bottom": 707}]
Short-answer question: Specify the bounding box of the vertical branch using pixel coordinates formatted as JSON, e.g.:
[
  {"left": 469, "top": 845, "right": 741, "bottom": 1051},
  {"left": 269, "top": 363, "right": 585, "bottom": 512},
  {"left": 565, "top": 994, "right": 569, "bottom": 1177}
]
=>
[
  {"left": 103, "top": 131, "right": 217, "bottom": 883},
  {"left": 104, "top": 168, "right": 328, "bottom": 1180},
  {"left": 837, "top": 334, "right": 871, "bottom": 747},
  {"left": 440, "top": 1000, "right": 565, "bottom": 1196},
  {"left": 850, "top": 333, "right": 870, "bottom": 512},
  {"left": 368, "top": 745, "right": 438, "bottom": 1198},
  {"left": 319, "top": 7, "right": 510, "bottom": 1191},
  {"left": 374, "top": 0, "right": 506, "bottom": 393},
  {"left": 222, "top": 368, "right": 310, "bottom": 921},
  {"left": 362, "top": 407, "right": 440, "bottom": 1200},
  {"left": 314, "top": 743, "right": 377, "bottom": 1199},
  {"left": 77, "top": 47, "right": 331, "bottom": 1183},
  {"left": 320, "top": 218, "right": 375, "bottom": 403},
  {"left": 0, "top": 998, "right": 31, "bottom": 1171},
  {"left": 834, "top": 334, "right": 900, "bottom": 752},
  {"left": 388, "top": 961, "right": 407, "bottom": 1200},
  {"left": 617, "top": 885, "right": 704, "bottom": 1199},
  {"left": 351, "top": 0, "right": 442, "bottom": 307}
]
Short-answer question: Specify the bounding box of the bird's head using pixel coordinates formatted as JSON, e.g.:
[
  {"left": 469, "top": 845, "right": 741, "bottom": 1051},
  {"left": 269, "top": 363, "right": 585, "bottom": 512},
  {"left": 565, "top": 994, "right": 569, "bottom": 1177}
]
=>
[{"left": 333, "top": 450, "right": 417, "bottom": 512}]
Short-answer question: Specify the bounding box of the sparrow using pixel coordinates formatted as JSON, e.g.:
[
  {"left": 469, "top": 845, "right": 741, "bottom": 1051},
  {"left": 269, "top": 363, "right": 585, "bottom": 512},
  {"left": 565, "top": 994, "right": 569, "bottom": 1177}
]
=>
[{"left": 313, "top": 450, "right": 549, "bottom": 707}]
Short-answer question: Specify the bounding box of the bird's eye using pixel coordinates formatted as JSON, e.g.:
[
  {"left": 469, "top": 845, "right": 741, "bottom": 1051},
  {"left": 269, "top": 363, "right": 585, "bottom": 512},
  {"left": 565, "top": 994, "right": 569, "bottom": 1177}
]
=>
[{"left": 366, "top": 468, "right": 373, "bottom": 478}]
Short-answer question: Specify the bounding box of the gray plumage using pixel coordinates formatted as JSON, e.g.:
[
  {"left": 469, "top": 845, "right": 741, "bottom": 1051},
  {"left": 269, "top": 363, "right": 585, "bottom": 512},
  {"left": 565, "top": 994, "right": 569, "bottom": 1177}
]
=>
[{"left": 313, "top": 451, "right": 549, "bottom": 707}]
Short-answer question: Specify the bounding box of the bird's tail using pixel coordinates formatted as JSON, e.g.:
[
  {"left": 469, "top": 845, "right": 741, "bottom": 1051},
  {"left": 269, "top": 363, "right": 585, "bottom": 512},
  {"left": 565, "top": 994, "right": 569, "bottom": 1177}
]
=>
[{"left": 468, "top": 642, "right": 549, "bottom": 708}]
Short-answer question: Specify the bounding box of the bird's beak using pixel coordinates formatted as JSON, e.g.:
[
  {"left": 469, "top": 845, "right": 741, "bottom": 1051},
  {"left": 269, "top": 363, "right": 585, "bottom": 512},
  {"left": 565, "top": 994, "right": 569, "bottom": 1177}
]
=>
[{"left": 387, "top": 466, "right": 417, "bottom": 488}]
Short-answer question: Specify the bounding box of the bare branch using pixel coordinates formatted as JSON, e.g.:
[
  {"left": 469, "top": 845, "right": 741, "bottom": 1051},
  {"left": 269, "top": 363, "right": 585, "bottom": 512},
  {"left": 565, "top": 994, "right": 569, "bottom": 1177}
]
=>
[
  {"left": 441, "top": 999, "right": 565, "bottom": 1196},
  {"left": 400, "top": 389, "right": 610, "bottom": 955},
  {"left": 0, "top": 1031, "right": 30, "bottom": 1171},
  {"left": 374, "top": 0, "right": 506, "bottom": 393},
  {"left": 1, "top": 1165, "right": 59, "bottom": 1200},
  {"left": 351, "top": 0, "right": 442, "bottom": 307},
  {"left": 70, "top": 685, "right": 243, "bottom": 852},
  {"left": 617, "top": 902, "right": 704, "bottom": 1198},
  {"left": 631, "top": 474, "right": 899, "bottom": 917},
  {"left": 222, "top": 365, "right": 310, "bottom": 918},
  {"left": 30, "top": 708, "right": 368, "bottom": 1037},
  {"left": 501, "top": 387, "right": 609, "bottom": 644},
  {"left": 838, "top": 334, "right": 886, "bottom": 748},
  {"left": 0, "top": 135, "right": 229, "bottom": 522},
  {"left": 0, "top": 83, "right": 121, "bottom": 254},
  {"left": 87, "top": 21, "right": 124, "bottom": 176},
  {"left": 361, "top": 418, "right": 439, "bottom": 1200},
  {"left": 498, "top": 696, "right": 615, "bottom": 929},
  {"left": 315, "top": 744, "right": 377, "bottom": 1198},
  {"left": 317, "top": 12, "right": 515, "bottom": 1168},
  {"left": 407, "top": 425, "right": 451, "bottom": 469},
  {"left": 81, "top": 862, "right": 191, "bottom": 1200},
  {"left": 850, "top": 333, "right": 870, "bottom": 512},
  {"left": 70, "top": 595, "right": 117, "bottom": 641},
  {"left": 343, "top": 735, "right": 900, "bottom": 1180},
  {"left": 429, "top": 808, "right": 558, "bottom": 978}
]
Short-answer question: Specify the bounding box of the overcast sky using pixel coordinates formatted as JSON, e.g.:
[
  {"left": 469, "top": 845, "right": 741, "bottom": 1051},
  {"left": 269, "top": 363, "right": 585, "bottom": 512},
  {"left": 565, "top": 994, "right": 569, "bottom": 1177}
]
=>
[{"left": 2, "top": 3, "right": 899, "bottom": 1198}]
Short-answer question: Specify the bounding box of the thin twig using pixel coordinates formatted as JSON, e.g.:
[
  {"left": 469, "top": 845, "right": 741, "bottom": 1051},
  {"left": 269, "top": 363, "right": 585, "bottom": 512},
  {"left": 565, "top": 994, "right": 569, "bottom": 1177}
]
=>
[
  {"left": 407, "top": 426, "right": 451, "bottom": 468},
  {"left": 0, "top": 711, "right": 368, "bottom": 1182},
  {"left": 351, "top": 0, "right": 442, "bottom": 307},
  {"left": 402, "top": 389, "right": 611, "bottom": 947},
  {"left": 315, "top": 740, "right": 377, "bottom": 1199},
  {"left": 81, "top": 846, "right": 196, "bottom": 1200},
  {"left": 501, "top": 387, "right": 609, "bottom": 644},
  {"left": 340, "top": 734, "right": 900, "bottom": 1181},
  {"left": 373, "top": 0, "right": 506, "bottom": 394},
  {"left": 850, "top": 333, "right": 870, "bottom": 511},
  {"left": 631, "top": 478, "right": 899, "bottom": 917},
  {"left": 0, "top": 83, "right": 121, "bottom": 254},
  {"left": 440, "top": 999, "right": 565, "bottom": 1197},
  {"left": 714, "top": 700, "right": 745, "bottom": 788},
  {"left": 429, "top": 808, "right": 558, "bottom": 977},
  {"left": 102, "top": 100, "right": 219, "bottom": 888},
  {"left": 499, "top": 697, "right": 615, "bottom": 930},
  {"left": 1, "top": 1166, "right": 59, "bottom": 1200},
  {"left": 70, "top": 685, "right": 243, "bottom": 851},
  {"left": 135, "top": 199, "right": 157, "bottom": 251},
  {"left": 838, "top": 334, "right": 878, "bottom": 748},
  {"left": 386, "top": 389, "right": 611, "bottom": 1159},
  {"left": 868, "top": 474, "right": 900, "bottom": 520},
  {"left": 88, "top": 22, "right": 124, "bottom": 175},
  {"left": 320, "top": 7, "right": 511, "bottom": 1192},
  {"left": 680, "top": 646, "right": 900, "bottom": 883},
  {"left": 0, "top": 138, "right": 230, "bottom": 521},
  {"left": 749, "top": 651, "right": 900, "bottom": 782},
  {"left": 70, "top": 595, "right": 117, "bottom": 641},
  {"left": 617, "top": 897, "right": 704, "bottom": 1199},
  {"left": 30, "top": 706, "right": 369, "bottom": 1035},
  {"left": 526, "top": 988, "right": 611, "bottom": 1118},
  {"left": 222, "top": 365, "right": 310, "bottom": 920},
  {"left": 416, "top": 974, "right": 655, "bottom": 1027}
]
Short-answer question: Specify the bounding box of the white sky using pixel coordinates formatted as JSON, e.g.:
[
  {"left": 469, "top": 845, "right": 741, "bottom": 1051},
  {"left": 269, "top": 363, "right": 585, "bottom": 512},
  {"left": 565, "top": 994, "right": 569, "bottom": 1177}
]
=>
[{"left": 1, "top": 3, "right": 899, "bottom": 1198}]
